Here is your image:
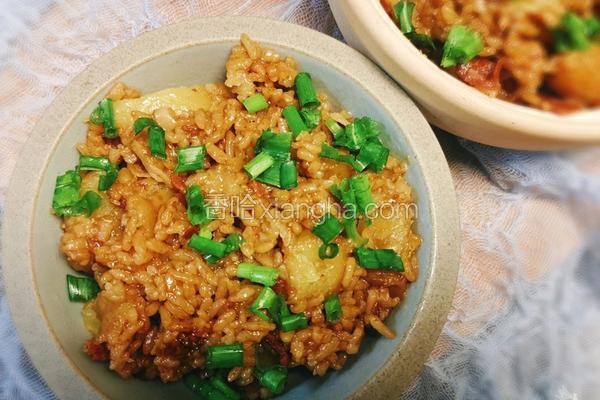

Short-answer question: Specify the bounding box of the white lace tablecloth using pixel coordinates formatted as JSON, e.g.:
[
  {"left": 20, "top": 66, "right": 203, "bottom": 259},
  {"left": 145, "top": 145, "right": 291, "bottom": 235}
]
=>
[{"left": 1, "top": 1, "right": 599, "bottom": 399}]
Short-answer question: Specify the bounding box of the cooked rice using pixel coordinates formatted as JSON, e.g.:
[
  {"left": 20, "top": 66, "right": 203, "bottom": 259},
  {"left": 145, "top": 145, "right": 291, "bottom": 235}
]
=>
[
  {"left": 383, "top": 0, "right": 600, "bottom": 112},
  {"left": 58, "top": 34, "right": 420, "bottom": 397}
]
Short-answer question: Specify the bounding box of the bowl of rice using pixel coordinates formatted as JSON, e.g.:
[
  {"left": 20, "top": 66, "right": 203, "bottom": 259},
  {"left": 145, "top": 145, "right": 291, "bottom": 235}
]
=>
[
  {"left": 329, "top": 0, "right": 600, "bottom": 150},
  {"left": 2, "top": 16, "right": 459, "bottom": 400}
]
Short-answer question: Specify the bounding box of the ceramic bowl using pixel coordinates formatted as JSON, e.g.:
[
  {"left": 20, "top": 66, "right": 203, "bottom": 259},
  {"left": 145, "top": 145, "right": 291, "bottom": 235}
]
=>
[
  {"left": 329, "top": 0, "right": 600, "bottom": 150},
  {"left": 1, "top": 16, "right": 459, "bottom": 400}
]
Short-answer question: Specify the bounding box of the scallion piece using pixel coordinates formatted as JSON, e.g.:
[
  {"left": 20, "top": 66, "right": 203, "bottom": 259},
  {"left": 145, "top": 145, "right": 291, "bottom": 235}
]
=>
[
  {"left": 319, "top": 243, "right": 340, "bottom": 259},
  {"left": 244, "top": 152, "right": 275, "bottom": 179},
  {"left": 256, "top": 365, "right": 288, "bottom": 395},
  {"left": 175, "top": 145, "right": 205, "bottom": 173},
  {"left": 280, "top": 312, "right": 308, "bottom": 332},
  {"left": 66, "top": 274, "right": 100, "bottom": 302},
  {"left": 249, "top": 287, "right": 278, "bottom": 321},
  {"left": 184, "top": 375, "right": 230, "bottom": 400},
  {"left": 206, "top": 343, "right": 244, "bottom": 369},
  {"left": 52, "top": 170, "right": 82, "bottom": 214},
  {"left": 330, "top": 178, "right": 358, "bottom": 218},
  {"left": 254, "top": 131, "right": 292, "bottom": 160},
  {"left": 90, "top": 99, "right": 118, "bottom": 138},
  {"left": 299, "top": 108, "right": 321, "bottom": 130},
  {"left": 295, "top": 72, "right": 320, "bottom": 109},
  {"left": 204, "top": 233, "right": 244, "bottom": 265},
  {"left": 320, "top": 143, "right": 366, "bottom": 172},
  {"left": 209, "top": 377, "right": 241, "bottom": 400},
  {"left": 393, "top": 1, "right": 415, "bottom": 34},
  {"left": 343, "top": 217, "right": 368, "bottom": 247},
  {"left": 186, "top": 185, "right": 210, "bottom": 226},
  {"left": 256, "top": 161, "right": 282, "bottom": 188},
  {"left": 243, "top": 93, "right": 269, "bottom": 114},
  {"left": 188, "top": 235, "right": 228, "bottom": 258},
  {"left": 343, "top": 121, "right": 367, "bottom": 151},
  {"left": 269, "top": 294, "right": 291, "bottom": 326},
  {"left": 585, "top": 17, "right": 600, "bottom": 37},
  {"left": 349, "top": 174, "right": 374, "bottom": 215},
  {"left": 282, "top": 106, "right": 308, "bottom": 138},
  {"left": 325, "top": 118, "right": 345, "bottom": 141},
  {"left": 279, "top": 160, "right": 298, "bottom": 190},
  {"left": 312, "top": 213, "right": 343, "bottom": 244},
  {"left": 236, "top": 263, "right": 279, "bottom": 287},
  {"left": 148, "top": 125, "right": 166, "bottom": 159},
  {"left": 554, "top": 12, "right": 591, "bottom": 52},
  {"left": 407, "top": 32, "right": 437, "bottom": 50},
  {"left": 324, "top": 294, "right": 342, "bottom": 322},
  {"left": 133, "top": 117, "right": 156, "bottom": 134},
  {"left": 354, "top": 247, "right": 405, "bottom": 272},
  {"left": 441, "top": 25, "right": 483, "bottom": 68},
  {"left": 356, "top": 139, "right": 390, "bottom": 172},
  {"left": 79, "top": 155, "right": 118, "bottom": 191}
]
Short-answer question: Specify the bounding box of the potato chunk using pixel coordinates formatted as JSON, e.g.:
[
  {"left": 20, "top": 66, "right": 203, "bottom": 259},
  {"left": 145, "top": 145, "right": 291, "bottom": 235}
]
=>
[{"left": 550, "top": 45, "right": 600, "bottom": 106}]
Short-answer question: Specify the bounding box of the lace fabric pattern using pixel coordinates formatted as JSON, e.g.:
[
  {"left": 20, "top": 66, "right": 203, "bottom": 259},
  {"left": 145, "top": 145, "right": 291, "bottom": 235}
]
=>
[{"left": 0, "top": 1, "right": 598, "bottom": 399}]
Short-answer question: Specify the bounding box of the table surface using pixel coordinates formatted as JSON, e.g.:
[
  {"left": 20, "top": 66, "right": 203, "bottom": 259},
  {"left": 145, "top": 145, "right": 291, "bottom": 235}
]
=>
[{"left": 0, "top": 1, "right": 599, "bottom": 399}]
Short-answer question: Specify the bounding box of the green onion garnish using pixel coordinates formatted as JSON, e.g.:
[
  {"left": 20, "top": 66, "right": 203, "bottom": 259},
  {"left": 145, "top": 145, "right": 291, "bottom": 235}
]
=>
[
  {"left": 52, "top": 170, "right": 82, "bottom": 214},
  {"left": 343, "top": 217, "right": 369, "bottom": 247},
  {"left": 186, "top": 185, "right": 210, "bottom": 226},
  {"left": 254, "top": 131, "right": 292, "bottom": 160},
  {"left": 78, "top": 155, "right": 118, "bottom": 191},
  {"left": 249, "top": 287, "right": 278, "bottom": 321},
  {"left": 280, "top": 312, "right": 308, "bottom": 332},
  {"left": 206, "top": 343, "right": 244, "bottom": 369},
  {"left": 279, "top": 160, "right": 298, "bottom": 190},
  {"left": 133, "top": 117, "right": 156, "bottom": 134},
  {"left": 324, "top": 294, "right": 342, "bottom": 322},
  {"left": 148, "top": 125, "right": 166, "bottom": 159},
  {"left": 407, "top": 32, "right": 436, "bottom": 50},
  {"left": 236, "top": 263, "right": 279, "bottom": 287},
  {"left": 204, "top": 233, "right": 244, "bottom": 265},
  {"left": 244, "top": 152, "right": 275, "bottom": 179},
  {"left": 312, "top": 213, "right": 343, "bottom": 244},
  {"left": 209, "top": 377, "right": 241, "bottom": 400},
  {"left": 299, "top": 108, "right": 321, "bottom": 130},
  {"left": 342, "top": 121, "right": 366, "bottom": 151},
  {"left": 188, "top": 235, "right": 228, "bottom": 258},
  {"left": 282, "top": 106, "right": 308, "bottom": 138},
  {"left": 354, "top": 247, "right": 405, "bottom": 272},
  {"left": 90, "top": 99, "right": 117, "bottom": 138},
  {"left": 356, "top": 139, "right": 390, "bottom": 172},
  {"left": 320, "top": 143, "right": 366, "bottom": 172},
  {"left": 66, "top": 274, "right": 100, "bottom": 302},
  {"left": 294, "top": 72, "right": 320, "bottom": 109},
  {"left": 175, "top": 145, "right": 205, "bottom": 173},
  {"left": 184, "top": 375, "right": 231, "bottom": 400},
  {"left": 554, "top": 12, "right": 592, "bottom": 52},
  {"left": 325, "top": 118, "right": 345, "bottom": 141},
  {"left": 243, "top": 93, "right": 269, "bottom": 114},
  {"left": 393, "top": 1, "right": 415, "bottom": 34},
  {"left": 255, "top": 161, "right": 282, "bottom": 187},
  {"left": 318, "top": 243, "right": 340, "bottom": 259},
  {"left": 269, "top": 294, "right": 291, "bottom": 326},
  {"left": 441, "top": 25, "right": 483, "bottom": 68},
  {"left": 256, "top": 365, "right": 288, "bottom": 395},
  {"left": 349, "top": 174, "right": 374, "bottom": 216},
  {"left": 585, "top": 17, "right": 600, "bottom": 37}
]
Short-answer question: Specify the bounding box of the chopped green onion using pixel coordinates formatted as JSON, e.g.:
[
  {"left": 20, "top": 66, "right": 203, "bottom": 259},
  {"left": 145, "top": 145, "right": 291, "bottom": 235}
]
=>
[
  {"left": 356, "top": 139, "right": 390, "bottom": 172},
  {"left": 330, "top": 178, "right": 358, "bottom": 218},
  {"left": 186, "top": 185, "right": 210, "bottom": 226},
  {"left": 585, "top": 17, "right": 600, "bottom": 37},
  {"left": 254, "top": 131, "right": 292, "bottom": 160},
  {"left": 133, "top": 117, "right": 156, "bottom": 134},
  {"left": 343, "top": 121, "right": 367, "bottom": 151},
  {"left": 343, "top": 217, "right": 369, "bottom": 247},
  {"left": 256, "top": 365, "right": 288, "bottom": 395},
  {"left": 319, "top": 243, "right": 340, "bottom": 259},
  {"left": 312, "top": 213, "right": 343, "bottom": 244},
  {"left": 184, "top": 375, "right": 230, "bottom": 400},
  {"left": 52, "top": 170, "right": 82, "bottom": 213},
  {"left": 279, "top": 160, "right": 298, "bottom": 190},
  {"left": 349, "top": 174, "right": 374, "bottom": 215},
  {"left": 269, "top": 294, "right": 291, "bottom": 326},
  {"left": 79, "top": 191, "right": 102, "bottom": 216},
  {"left": 188, "top": 235, "right": 228, "bottom": 258},
  {"left": 325, "top": 118, "right": 345, "bottom": 141},
  {"left": 282, "top": 106, "right": 308, "bottom": 138},
  {"left": 243, "top": 93, "right": 269, "bottom": 114},
  {"left": 175, "top": 145, "right": 205, "bottom": 173},
  {"left": 554, "top": 12, "right": 592, "bottom": 52},
  {"left": 295, "top": 72, "right": 320, "bottom": 109},
  {"left": 209, "top": 377, "right": 241, "bottom": 400},
  {"left": 320, "top": 143, "right": 366, "bottom": 172},
  {"left": 280, "top": 312, "right": 308, "bottom": 332},
  {"left": 393, "top": 1, "right": 415, "bottom": 34},
  {"left": 204, "top": 233, "right": 244, "bottom": 264},
  {"left": 206, "top": 343, "right": 244, "bottom": 369},
  {"left": 66, "top": 274, "right": 100, "bottom": 302},
  {"left": 355, "top": 117, "right": 383, "bottom": 139},
  {"left": 244, "top": 152, "right": 275, "bottom": 179},
  {"left": 255, "top": 161, "right": 282, "bottom": 188},
  {"left": 324, "top": 294, "right": 342, "bottom": 322},
  {"left": 299, "top": 108, "right": 321, "bottom": 130},
  {"left": 406, "top": 32, "right": 436, "bottom": 50},
  {"left": 90, "top": 99, "right": 118, "bottom": 138},
  {"left": 354, "top": 247, "right": 404, "bottom": 272},
  {"left": 249, "top": 287, "right": 278, "bottom": 321},
  {"left": 236, "top": 263, "right": 279, "bottom": 287},
  {"left": 148, "top": 125, "right": 166, "bottom": 159},
  {"left": 441, "top": 25, "right": 483, "bottom": 68},
  {"left": 78, "top": 155, "right": 118, "bottom": 191}
]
